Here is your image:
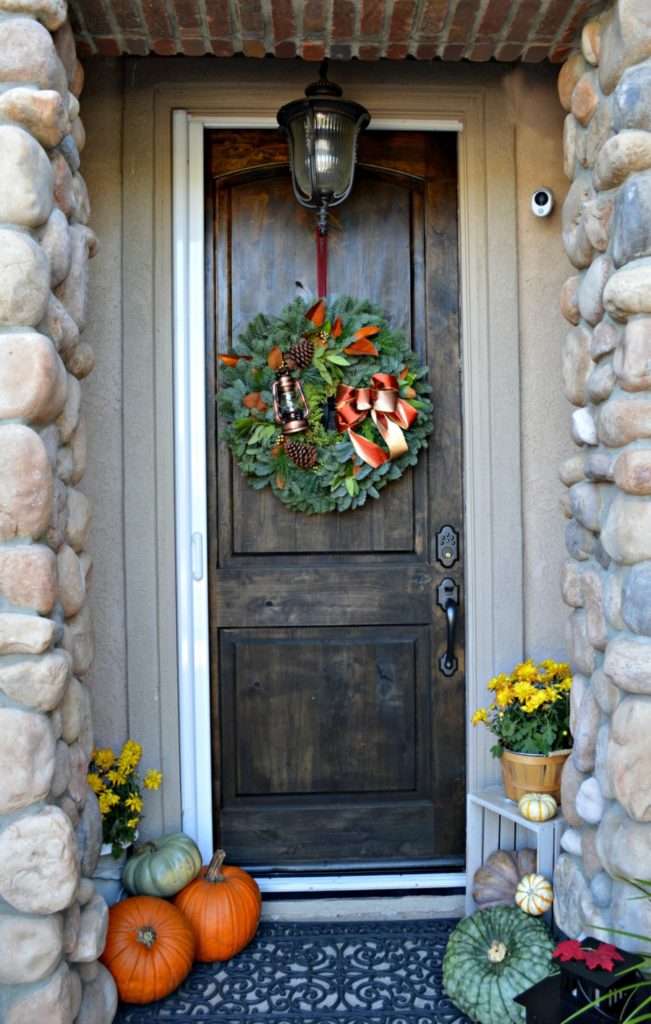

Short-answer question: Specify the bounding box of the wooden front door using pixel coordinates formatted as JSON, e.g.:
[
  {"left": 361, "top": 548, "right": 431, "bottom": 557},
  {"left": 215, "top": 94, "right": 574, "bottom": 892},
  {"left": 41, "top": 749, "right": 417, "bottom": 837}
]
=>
[{"left": 207, "top": 129, "right": 465, "bottom": 871}]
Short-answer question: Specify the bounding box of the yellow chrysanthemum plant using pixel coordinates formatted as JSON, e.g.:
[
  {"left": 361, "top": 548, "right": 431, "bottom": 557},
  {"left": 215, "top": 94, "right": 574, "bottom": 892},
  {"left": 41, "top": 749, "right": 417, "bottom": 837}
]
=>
[
  {"left": 87, "top": 740, "right": 163, "bottom": 858},
  {"left": 472, "top": 659, "right": 573, "bottom": 758}
]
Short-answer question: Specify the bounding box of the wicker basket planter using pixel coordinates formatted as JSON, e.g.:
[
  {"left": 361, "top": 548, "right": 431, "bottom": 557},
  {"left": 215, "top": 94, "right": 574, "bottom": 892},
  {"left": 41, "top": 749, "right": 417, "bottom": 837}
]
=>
[{"left": 500, "top": 749, "right": 571, "bottom": 803}]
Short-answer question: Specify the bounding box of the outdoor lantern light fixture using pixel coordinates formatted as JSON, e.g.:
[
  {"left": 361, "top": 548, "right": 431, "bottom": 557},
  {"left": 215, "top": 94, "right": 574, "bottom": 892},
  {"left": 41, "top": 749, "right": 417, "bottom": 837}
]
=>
[
  {"left": 272, "top": 361, "right": 310, "bottom": 435},
  {"left": 277, "top": 60, "right": 371, "bottom": 237}
]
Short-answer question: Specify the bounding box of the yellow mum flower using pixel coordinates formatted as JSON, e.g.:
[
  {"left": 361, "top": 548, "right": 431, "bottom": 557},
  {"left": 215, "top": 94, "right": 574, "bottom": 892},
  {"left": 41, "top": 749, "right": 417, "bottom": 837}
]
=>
[
  {"left": 107, "top": 768, "right": 127, "bottom": 786},
  {"left": 94, "top": 748, "right": 115, "bottom": 771},
  {"left": 487, "top": 673, "right": 510, "bottom": 692},
  {"left": 514, "top": 660, "right": 538, "bottom": 682},
  {"left": 144, "top": 769, "right": 163, "bottom": 791},
  {"left": 495, "top": 686, "right": 513, "bottom": 708},
  {"left": 125, "top": 793, "right": 143, "bottom": 814},
  {"left": 127, "top": 818, "right": 139, "bottom": 829},
  {"left": 98, "top": 791, "right": 120, "bottom": 815},
  {"left": 512, "top": 681, "right": 537, "bottom": 703},
  {"left": 524, "top": 690, "right": 549, "bottom": 713},
  {"left": 472, "top": 708, "right": 488, "bottom": 726},
  {"left": 87, "top": 772, "right": 105, "bottom": 795}
]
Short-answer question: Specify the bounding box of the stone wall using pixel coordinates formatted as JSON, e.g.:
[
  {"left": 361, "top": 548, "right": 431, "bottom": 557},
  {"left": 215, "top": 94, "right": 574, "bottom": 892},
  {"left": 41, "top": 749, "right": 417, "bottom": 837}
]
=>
[
  {"left": 0, "top": 2, "right": 117, "bottom": 1020},
  {"left": 555, "top": 0, "right": 651, "bottom": 950}
]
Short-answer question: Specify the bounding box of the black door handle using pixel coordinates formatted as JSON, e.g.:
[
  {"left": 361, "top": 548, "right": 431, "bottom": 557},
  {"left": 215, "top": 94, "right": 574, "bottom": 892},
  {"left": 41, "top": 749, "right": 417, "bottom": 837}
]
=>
[{"left": 437, "top": 578, "right": 459, "bottom": 677}]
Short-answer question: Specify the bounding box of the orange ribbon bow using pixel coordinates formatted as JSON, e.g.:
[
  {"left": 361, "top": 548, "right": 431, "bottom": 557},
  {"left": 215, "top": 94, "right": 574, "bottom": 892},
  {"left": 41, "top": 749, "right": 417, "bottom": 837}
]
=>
[{"left": 335, "top": 373, "right": 418, "bottom": 468}]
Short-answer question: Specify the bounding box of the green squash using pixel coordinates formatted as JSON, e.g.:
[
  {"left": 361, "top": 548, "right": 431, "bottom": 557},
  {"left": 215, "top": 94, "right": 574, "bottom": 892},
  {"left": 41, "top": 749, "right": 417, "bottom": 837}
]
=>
[
  {"left": 122, "top": 833, "right": 202, "bottom": 897},
  {"left": 443, "top": 905, "right": 554, "bottom": 1024}
]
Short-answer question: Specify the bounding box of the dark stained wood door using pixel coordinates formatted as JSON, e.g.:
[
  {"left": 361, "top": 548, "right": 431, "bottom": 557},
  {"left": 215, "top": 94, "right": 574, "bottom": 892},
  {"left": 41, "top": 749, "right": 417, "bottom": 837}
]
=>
[{"left": 206, "top": 129, "right": 465, "bottom": 870}]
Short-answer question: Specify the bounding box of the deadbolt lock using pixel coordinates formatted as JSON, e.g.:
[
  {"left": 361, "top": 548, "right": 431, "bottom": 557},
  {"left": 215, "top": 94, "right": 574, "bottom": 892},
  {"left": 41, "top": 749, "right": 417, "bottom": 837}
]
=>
[{"left": 436, "top": 525, "right": 459, "bottom": 568}]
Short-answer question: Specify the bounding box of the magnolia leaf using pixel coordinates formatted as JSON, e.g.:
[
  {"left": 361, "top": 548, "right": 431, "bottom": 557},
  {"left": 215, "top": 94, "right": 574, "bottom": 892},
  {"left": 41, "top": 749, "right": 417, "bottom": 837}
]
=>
[
  {"left": 344, "top": 338, "right": 379, "bottom": 356},
  {"left": 306, "top": 298, "right": 326, "bottom": 325},
  {"left": 326, "top": 353, "right": 351, "bottom": 366},
  {"left": 267, "top": 346, "right": 283, "bottom": 370},
  {"left": 353, "top": 325, "right": 381, "bottom": 340}
]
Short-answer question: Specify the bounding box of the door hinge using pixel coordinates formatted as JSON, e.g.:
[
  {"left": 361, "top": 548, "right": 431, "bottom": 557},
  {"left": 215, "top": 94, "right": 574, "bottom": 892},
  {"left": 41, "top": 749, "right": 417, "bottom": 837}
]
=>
[{"left": 191, "top": 531, "right": 204, "bottom": 581}]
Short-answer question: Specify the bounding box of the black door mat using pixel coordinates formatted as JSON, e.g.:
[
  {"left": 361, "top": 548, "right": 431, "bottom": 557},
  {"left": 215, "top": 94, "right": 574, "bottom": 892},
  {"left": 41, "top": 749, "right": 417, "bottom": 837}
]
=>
[{"left": 115, "top": 918, "right": 472, "bottom": 1024}]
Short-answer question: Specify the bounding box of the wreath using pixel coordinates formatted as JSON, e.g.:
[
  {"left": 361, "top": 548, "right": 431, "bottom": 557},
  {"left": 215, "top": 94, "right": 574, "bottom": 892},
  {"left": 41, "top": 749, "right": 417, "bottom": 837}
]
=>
[{"left": 217, "top": 294, "right": 433, "bottom": 515}]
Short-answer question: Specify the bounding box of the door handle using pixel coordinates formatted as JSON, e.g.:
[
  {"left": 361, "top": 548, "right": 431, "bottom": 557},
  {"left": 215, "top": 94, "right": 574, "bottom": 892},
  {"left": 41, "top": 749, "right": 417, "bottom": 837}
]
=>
[{"left": 437, "top": 578, "right": 459, "bottom": 677}]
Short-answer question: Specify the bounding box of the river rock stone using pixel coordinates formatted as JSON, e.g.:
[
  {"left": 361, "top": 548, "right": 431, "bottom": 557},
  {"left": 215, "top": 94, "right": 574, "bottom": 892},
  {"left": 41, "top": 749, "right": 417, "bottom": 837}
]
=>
[
  {"left": 561, "top": 559, "right": 584, "bottom": 608},
  {"left": 589, "top": 869, "right": 612, "bottom": 908},
  {"left": 65, "top": 486, "right": 92, "bottom": 553},
  {"left": 578, "top": 254, "right": 611, "bottom": 325},
  {"left": 614, "top": 316, "right": 651, "bottom": 391},
  {"left": 613, "top": 170, "right": 651, "bottom": 268},
  {"left": 603, "top": 258, "right": 651, "bottom": 320},
  {"left": 611, "top": 877, "right": 651, "bottom": 955},
  {"left": 563, "top": 175, "right": 596, "bottom": 268},
  {"left": 69, "top": 891, "right": 109, "bottom": 963},
  {"left": 6, "top": 961, "right": 75, "bottom": 1024},
  {"left": 62, "top": 899, "right": 80, "bottom": 956},
  {"left": 560, "top": 273, "right": 581, "bottom": 325},
  {"left": 596, "top": 800, "right": 651, "bottom": 879},
  {"left": 61, "top": 676, "right": 91, "bottom": 753},
  {"left": 0, "top": 912, "right": 63, "bottom": 984},
  {"left": 581, "top": 825, "right": 604, "bottom": 878},
  {"left": 569, "top": 481, "right": 602, "bottom": 532},
  {"left": 76, "top": 789, "right": 102, "bottom": 878},
  {"left": 76, "top": 962, "right": 119, "bottom": 1024},
  {"left": 0, "top": 649, "right": 70, "bottom": 711},
  {"left": 0, "top": 707, "right": 55, "bottom": 812},
  {"left": 594, "top": 131, "right": 651, "bottom": 192},
  {"left": 592, "top": 666, "right": 621, "bottom": 715},
  {"left": 570, "top": 673, "right": 588, "bottom": 736},
  {"left": 38, "top": 208, "right": 72, "bottom": 288},
  {"left": 604, "top": 633, "right": 651, "bottom": 693},
  {"left": 0, "top": 613, "right": 55, "bottom": 655},
  {"left": 573, "top": 686, "right": 602, "bottom": 773},
  {"left": 584, "top": 451, "right": 615, "bottom": 481},
  {"left": 571, "top": 71, "right": 599, "bottom": 126},
  {"left": 57, "top": 543, "right": 85, "bottom": 619},
  {"left": 614, "top": 449, "right": 651, "bottom": 496},
  {"left": 54, "top": 226, "right": 97, "bottom": 332},
  {"left": 559, "top": 452, "right": 587, "bottom": 487},
  {"left": 602, "top": 492, "right": 651, "bottom": 563},
  {"left": 70, "top": 416, "right": 87, "bottom": 484},
  {"left": 0, "top": 805, "right": 79, "bottom": 913},
  {"left": 561, "top": 753, "right": 589, "bottom": 827},
  {"left": 582, "top": 568, "right": 607, "bottom": 650},
  {"left": 565, "top": 518, "right": 595, "bottom": 561},
  {"left": 53, "top": 18, "right": 76, "bottom": 80},
  {"left": 592, "top": 318, "right": 620, "bottom": 358},
  {"left": 571, "top": 407, "right": 598, "bottom": 446},
  {"left": 614, "top": 64, "right": 651, "bottom": 133},
  {"left": 575, "top": 775, "right": 606, "bottom": 823},
  {"left": 50, "top": 149, "right": 75, "bottom": 219},
  {"left": 0, "top": 125, "right": 54, "bottom": 228},
  {"left": 0, "top": 544, "right": 57, "bottom": 614},
  {"left": 0, "top": 87, "right": 69, "bottom": 149},
  {"left": 0, "top": 423, "right": 53, "bottom": 541},
  {"left": 563, "top": 115, "right": 577, "bottom": 181},
  {"left": 560, "top": 827, "right": 583, "bottom": 855},
  {"left": 57, "top": 445, "right": 73, "bottom": 484},
  {"left": 62, "top": 605, "right": 94, "bottom": 676},
  {"left": 0, "top": 16, "right": 67, "bottom": 93},
  {"left": 563, "top": 324, "right": 595, "bottom": 405},
  {"left": 607, "top": 695, "right": 651, "bottom": 820},
  {"left": 622, "top": 561, "right": 651, "bottom": 634},
  {"left": 585, "top": 91, "right": 613, "bottom": 172},
  {"left": 581, "top": 18, "right": 601, "bottom": 64},
  {"left": 0, "top": 332, "right": 67, "bottom": 425},
  {"left": 598, "top": 0, "right": 651, "bottom": 96},
  {"left": 51, "top": 738, "right": 71, "bottom": 798},
  {"left": 598, "top": 398, "right": 651, "bottom": 446},
  {"left": 558, "top": 52, "right": 588, "bottom": 111},
  {"left": 0, "top": 228, "right": 50, "bottom": 328},
  {"left": 553, "top": 853, "right": 590, "bottom": 937},
  {"left": 585, "top": 196, "right": 613, "bottom": 253},
  {"left": 56, "top": 375, "right": 81, "bottom": 444},
  {"left": 586, "top": 362, "right": 616, "bottom": 403},
  {"left": 41, "top": 294, "right": 80, "bottom": 371},
  {"left": 67, "top": 341, "right": 95, "bottom": 380}
]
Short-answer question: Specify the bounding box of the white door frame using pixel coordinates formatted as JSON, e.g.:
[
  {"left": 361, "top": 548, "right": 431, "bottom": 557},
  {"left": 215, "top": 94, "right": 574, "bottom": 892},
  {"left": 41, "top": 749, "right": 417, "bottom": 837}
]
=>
[{"left": 171, "top": 84, "right": 523, "bottom": 890}]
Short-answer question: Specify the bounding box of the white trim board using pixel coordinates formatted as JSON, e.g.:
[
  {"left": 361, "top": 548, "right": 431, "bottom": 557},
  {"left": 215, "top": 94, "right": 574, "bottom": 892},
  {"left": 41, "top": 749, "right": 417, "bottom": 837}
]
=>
[{"left": 164, "top": 76, "right": 523, "bottom": 887}]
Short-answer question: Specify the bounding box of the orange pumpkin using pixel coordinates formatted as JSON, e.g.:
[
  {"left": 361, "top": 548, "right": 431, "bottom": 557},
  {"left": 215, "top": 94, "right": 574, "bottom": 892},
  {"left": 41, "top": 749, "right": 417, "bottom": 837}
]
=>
[
  {"left": 173, "top": 849, "right": 261, "bottom": 962},
  {"left": 100, "top": 895, "right": 195, "bottom": 1004}
]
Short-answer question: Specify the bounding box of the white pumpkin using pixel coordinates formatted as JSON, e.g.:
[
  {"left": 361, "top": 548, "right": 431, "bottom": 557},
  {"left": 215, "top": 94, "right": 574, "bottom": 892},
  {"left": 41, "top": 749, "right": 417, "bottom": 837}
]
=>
[
  {"left": 518, "top": 792, "right": 557, "bottom": 822},
  {"left": 515, "top": 873, "right": 553, "bottom": 916}
]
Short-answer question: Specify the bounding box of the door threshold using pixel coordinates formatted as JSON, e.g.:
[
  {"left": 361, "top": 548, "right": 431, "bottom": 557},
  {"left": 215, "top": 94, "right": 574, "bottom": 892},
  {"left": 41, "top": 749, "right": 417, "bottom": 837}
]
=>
[{"left": 253, "top": 871, "right": 465, "bottom": 895}]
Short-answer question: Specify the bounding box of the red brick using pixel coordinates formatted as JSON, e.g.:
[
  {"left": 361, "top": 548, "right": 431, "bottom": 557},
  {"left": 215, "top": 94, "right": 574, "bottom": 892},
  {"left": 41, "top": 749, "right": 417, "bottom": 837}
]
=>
[
  {"left": 388, "top": 0, "right": 417, "bottom": 41},
  {"left": 236, "top": 0, "right": 264, "bottom": 36},
  {"left": 140, "top": 0, "right": 173, "bottom": 38},
  {"left": 242, "top": 38, "right": 266, "bottom": 57},
  {"left": 386, "top": 41, "right": 409, "bottom": 58},
  {"left": 302, "top": 40, "right": 326, "bottom": 61},
  {"left": 494, "top": 41, "right": 524, "bottom": 60},
  {"left": 109, "top": 0, "right": 144, "bottom": 34},
  {"left": 329, "top": 42, "right": 352, "bottom": 60},
  {"left": 537, "top": 0, "right": 575, "bottom": 37},
  {"left": 447, "top": 0, "right": 481, "bottom": 44},
  {"left": 271, "top": 0, "right": 295, "bottom": 43},
  {"left": 180, "top": 36, "right": 207, "bottom": 55},
  {"left": 414, "top": 41, "right": 438, "bottom": 59},
  {"left": 275, "top": 40, "right": 297, "bottom": 57},
  {"left": 477, "top": 0, "right": 514, "bottom": 35},
  {"left": 304, "top": 0, "right": 326, "bottom": 35},
  {"left": 95, "top": 35, "right": 123, "bottom": 55},
  {"left": 358, "top": 43, "right": 381, "bottom": 59},
  {"left": 211, "top": 38, "right": 236, "bottom": 56},
  {"left": 508, "top": 0, "right": 547, "bottom": 44},
  {"left": 417, "top": 0, "right": 448, "bottom": 37},
  {"left": 173, "top": 0, "right": 203, "bottom": 32},
  {"left": 76, "top": 0, "right": 113, "bottom": 35},
  {"left": 442, "top": 43, "right": 465, "bottom": 60},
  {"left": 75, "top": 39, "right": 95, "bottom": 57},
  {"left": 555, "top": 0, "right": 592, "bottom": 46},
  {"left": 521, "top": 43, "right": 550, "bottom": 61},
  {"left": 549, "top": 43, "right": 574, "bottom": 63},
  {"left": 360, "top": 0, "right": 385, "bottom": 37},
  {"left": 151, "top": 36, "right": 178, "bottom": 54},
  {"left": 467, "top": 41, "right": 494, "bottom": 61},
  {"left": 124, "top": 36, "right": 149, "bottom": 54},
  {"left": 331, "top": 0, "right": 356, "bottom": 41},
  {"left": 206, "top": 0, "right": 232, "bottom": 37}
]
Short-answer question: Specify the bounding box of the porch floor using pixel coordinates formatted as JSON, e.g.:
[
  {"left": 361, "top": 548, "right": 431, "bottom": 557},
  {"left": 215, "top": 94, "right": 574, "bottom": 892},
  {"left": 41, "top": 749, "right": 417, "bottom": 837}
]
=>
[{"left": 114, "top": 917, "right": 471, "bottom": 1023}]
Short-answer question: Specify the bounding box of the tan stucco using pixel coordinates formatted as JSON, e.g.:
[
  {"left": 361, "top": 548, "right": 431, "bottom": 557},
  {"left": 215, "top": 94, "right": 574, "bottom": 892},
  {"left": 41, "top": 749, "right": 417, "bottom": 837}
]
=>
[{"left": 80, "top": 56, "right": 572, "bottom": 839}]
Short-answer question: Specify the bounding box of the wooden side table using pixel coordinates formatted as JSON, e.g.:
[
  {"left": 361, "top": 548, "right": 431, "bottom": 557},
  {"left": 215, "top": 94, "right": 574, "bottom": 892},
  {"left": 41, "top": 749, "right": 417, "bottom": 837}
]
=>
[{"left": 466, "top": 786, "right": 566, "bottom": 923}]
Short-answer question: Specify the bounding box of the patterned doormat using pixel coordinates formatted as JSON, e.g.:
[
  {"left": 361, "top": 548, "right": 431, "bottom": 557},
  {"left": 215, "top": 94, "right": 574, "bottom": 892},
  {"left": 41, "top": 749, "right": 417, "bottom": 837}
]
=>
[{"left": 115, "top": 918, "right": 471, "bottom": 1024}]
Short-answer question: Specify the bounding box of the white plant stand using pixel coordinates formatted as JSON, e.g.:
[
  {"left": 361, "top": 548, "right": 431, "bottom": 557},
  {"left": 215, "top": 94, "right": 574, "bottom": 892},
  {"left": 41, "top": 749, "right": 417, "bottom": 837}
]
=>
[{"left": 466, "top": 786, "right": 566, "bottom": 921}]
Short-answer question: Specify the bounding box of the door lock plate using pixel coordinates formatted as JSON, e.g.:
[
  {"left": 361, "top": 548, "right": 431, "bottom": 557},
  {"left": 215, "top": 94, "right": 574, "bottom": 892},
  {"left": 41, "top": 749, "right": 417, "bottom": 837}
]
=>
[
  {"left": 437, "top": 577, "right": 459, "bottom": 610},
  {"left": 436, "top": 525, "right": 459, "bottom": 568}
]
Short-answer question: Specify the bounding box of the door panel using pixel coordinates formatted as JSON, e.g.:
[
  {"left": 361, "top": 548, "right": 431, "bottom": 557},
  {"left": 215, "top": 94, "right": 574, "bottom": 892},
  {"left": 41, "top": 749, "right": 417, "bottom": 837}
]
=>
[{"left": 207, "top": 129, "right": 465, "bottom": 870}]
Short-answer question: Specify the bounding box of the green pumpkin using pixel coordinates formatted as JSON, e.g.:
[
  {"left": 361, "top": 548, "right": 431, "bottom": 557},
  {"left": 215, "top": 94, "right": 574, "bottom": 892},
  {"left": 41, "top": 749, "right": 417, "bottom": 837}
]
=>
[
  {"left": 443, "top": 905, "right": 554, "bottom": 1024},
  {"left": 122, "top": 833, "right": 202, "bottom": 897}
]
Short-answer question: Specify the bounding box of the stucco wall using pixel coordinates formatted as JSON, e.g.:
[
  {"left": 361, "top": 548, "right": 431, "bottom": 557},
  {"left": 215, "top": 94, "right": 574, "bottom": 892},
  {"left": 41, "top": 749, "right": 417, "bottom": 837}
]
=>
[{"left": 79, "top": 56, "right": 572, "bottom": 837}]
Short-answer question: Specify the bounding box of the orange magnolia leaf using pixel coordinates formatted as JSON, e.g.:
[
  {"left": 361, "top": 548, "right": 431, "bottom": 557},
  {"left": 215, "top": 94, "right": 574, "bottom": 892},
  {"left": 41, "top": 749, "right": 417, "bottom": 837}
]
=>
[
  {"left": 306, "top": 298, "right": 326, "bottom": 326},
  {"left": 353, "top": 325, "right": 381, "bottom": 340},
  {"left": 267, "top": 346, "right": 283, "bottom": 370},
  {"left": 219, "top": 353, "right": 251, "bottom": 367},
  {"left": 344, "top": 338, "right": 379, "bottom": 356},
  {"left": 399, "top": 366, "right": 409, "bottom": 380},
  {"left": 401, "top": 386, "right": 417, "bottom": 399},
  {"left": 275, "top": 472, "right": 285, "bottom": 490},
  {"left": 332, "top": 317, "right": 343, "bottom": 339},
  {"left": 243, "top": 392, "right": 262, "bottom": 409}
]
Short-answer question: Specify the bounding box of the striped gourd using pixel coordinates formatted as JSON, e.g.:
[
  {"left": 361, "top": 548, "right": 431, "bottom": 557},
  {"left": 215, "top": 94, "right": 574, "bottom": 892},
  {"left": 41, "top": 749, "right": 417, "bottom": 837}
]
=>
[{"left": 515, "top": 873, "right": 553, "bottom": 916}]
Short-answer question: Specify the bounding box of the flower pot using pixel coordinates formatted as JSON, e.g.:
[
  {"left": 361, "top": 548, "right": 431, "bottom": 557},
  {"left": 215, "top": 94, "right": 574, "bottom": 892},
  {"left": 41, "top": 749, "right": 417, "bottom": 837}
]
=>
[
  {"left": 93, "top": 843, "right": 129, "bottom": 906},
  {"left": 500, "top": 749, "right": 571, "bottom": 803}
]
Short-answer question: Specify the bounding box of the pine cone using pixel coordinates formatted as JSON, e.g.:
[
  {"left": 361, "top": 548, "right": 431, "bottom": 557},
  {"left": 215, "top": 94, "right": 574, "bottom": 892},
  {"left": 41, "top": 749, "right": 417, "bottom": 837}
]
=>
[
  {"left": 285, "top": 336, "right": 314, "bottom": 370},
  {"left": 285, "top": 440, "right": 319, "bottom": 470}
]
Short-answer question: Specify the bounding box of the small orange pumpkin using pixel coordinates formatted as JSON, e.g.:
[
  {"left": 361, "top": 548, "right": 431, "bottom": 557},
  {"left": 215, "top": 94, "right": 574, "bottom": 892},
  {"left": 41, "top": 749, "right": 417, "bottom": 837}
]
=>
[
  {"left": 173, "top": 849, "right": 261, "bottom": 962},
  {"left": 100, "top": 895, "right": 195, "bottom": 1004}
]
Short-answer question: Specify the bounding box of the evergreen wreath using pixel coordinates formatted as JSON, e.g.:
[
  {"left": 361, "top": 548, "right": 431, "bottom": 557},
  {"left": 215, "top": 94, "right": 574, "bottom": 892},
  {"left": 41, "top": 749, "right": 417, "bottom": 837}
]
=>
[{"left": 217, "top": 294, "right": 433, "bottom": 515}]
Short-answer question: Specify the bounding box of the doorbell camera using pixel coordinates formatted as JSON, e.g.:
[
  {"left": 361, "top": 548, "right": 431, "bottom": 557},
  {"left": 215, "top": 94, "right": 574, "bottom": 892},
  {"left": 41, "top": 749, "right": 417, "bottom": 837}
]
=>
[{"left": 531, "top": 188, "right": 554, "bottom": 217}]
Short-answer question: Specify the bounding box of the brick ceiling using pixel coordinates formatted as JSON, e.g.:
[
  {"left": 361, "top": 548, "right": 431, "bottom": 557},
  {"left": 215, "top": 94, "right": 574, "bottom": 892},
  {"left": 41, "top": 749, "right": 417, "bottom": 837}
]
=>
[{"left": 69, "top": 0, "right": 609, "bottom": 62}]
